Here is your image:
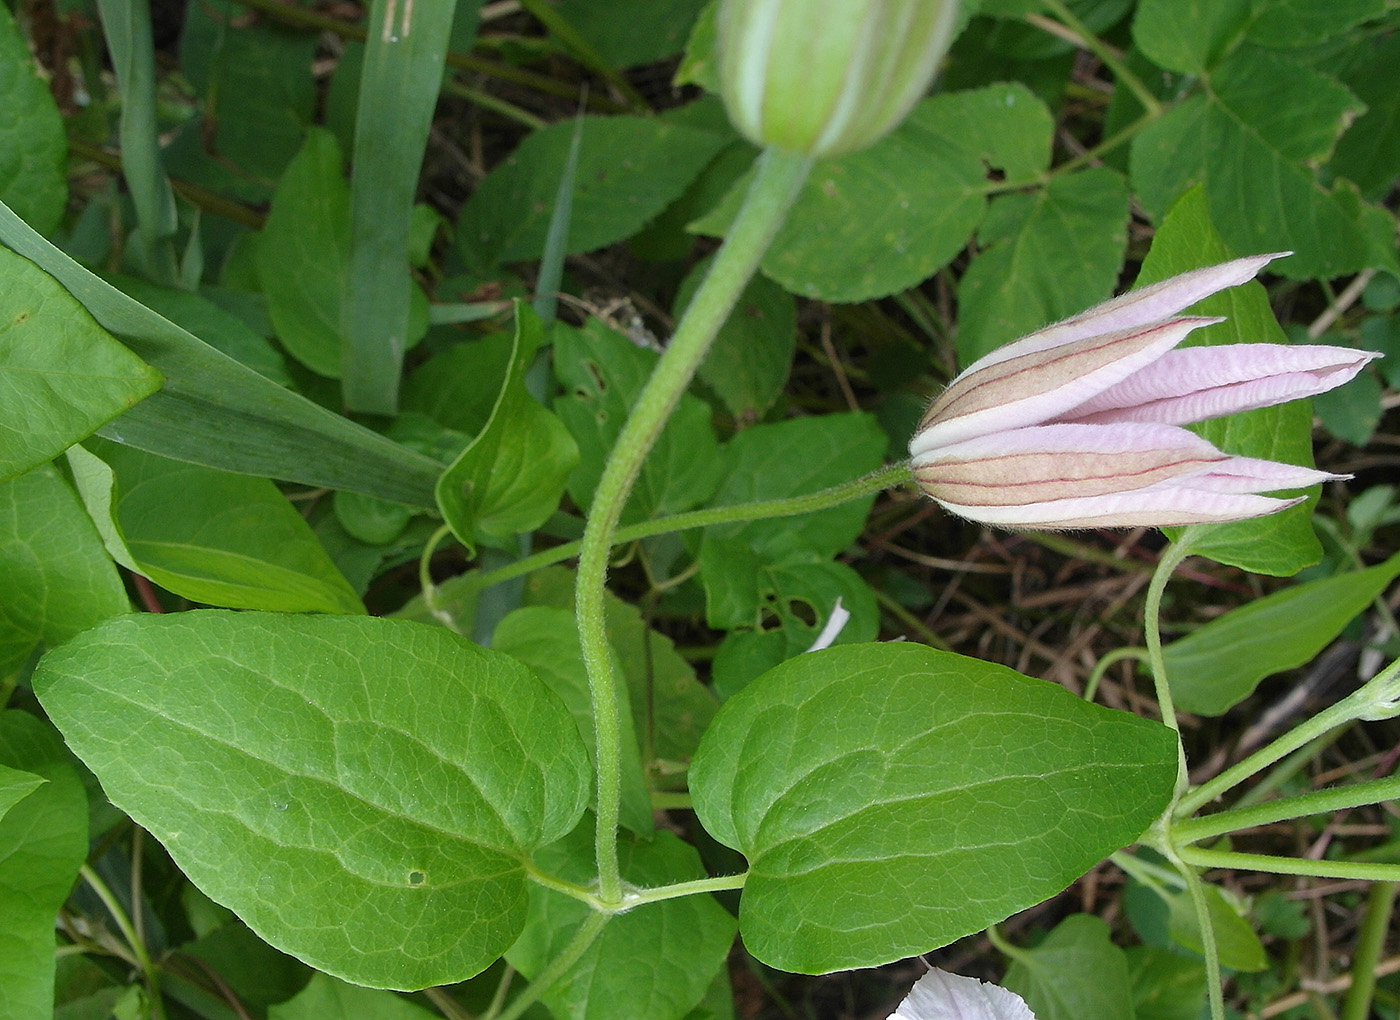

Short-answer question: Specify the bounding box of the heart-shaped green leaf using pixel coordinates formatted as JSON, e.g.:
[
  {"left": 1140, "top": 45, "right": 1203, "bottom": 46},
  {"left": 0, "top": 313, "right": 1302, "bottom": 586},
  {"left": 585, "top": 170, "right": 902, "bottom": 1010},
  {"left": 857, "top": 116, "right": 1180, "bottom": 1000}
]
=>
[
  {"left": 690, "top": 642, "right": 1177, "bottom": 973},
  {"left": 34, "top": 611, "right": 592, "bottom": 990}
]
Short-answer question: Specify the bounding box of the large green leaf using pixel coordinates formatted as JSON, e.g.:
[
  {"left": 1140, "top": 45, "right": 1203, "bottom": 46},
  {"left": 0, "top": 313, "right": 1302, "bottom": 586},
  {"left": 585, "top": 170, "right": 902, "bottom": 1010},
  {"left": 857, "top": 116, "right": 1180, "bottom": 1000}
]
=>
[
  {"left": 458, "top": 115, "right": 728, "bottom": 267},
  {"left": 690, "top": 642, "right": 1177, "bottom": 973},
  {"left": 551, "top": 0, "right": 707, "bottom": 66},
  {"left": 1004, "top": 915, "right": 1134, "bottom": 1020},
  {"left": 956, "top": 167, "right": 1130, "bottom": 364},
  {"left": 33, "top": 612, "right": 592, "bottom": 990},
  {"left": 1244, "top": 0, "right": 1388, "bottom": 49},
  {"left": 677, "top": 257, "right": 795, "bottom": 421},
  {"left": 506, "top": 825, "right": 736, "bottom": 1020},
  {"left": 1130, "top": 47, "right": 1380, "bottom": 280},
  {"left": 0, "top": 200, "right": 443, "bottom": 506},
  {"left": 519, "top": 566, "right": 718, "bottom": 773},
  {"left": 403, "top": 334, "right": 513, "bottom": 435},
  {"left": 1328, "top": 32, "right": 1400, "bottom": 200},
  {"left": 168, "top": 0, "right": 317, "bottom": 201},
  {"left": 554, "top": 319, "right": 723, "bottom": 523},
  {"left": 253, "top": 129, "right": 353, "bottom": 378},
  {"left": 694, "top": 84, "right": 1055, "bottom": 304},
  {"left": 1165, "top": 882, "right": 1267, "bottom": 971},
  {"left": 269, "top": 972, "right": 434, "bottom": 1020},
  {"left": 0, "top": 464, "right": 130, "bottom": 676},
  {"left": 703, "top": 542, "right": 879, "bottom": 698},
  {"left": 0, "top": 5, "right": 66, "bottom": 236},
  {"left": 436, "top": 305, "right": 578, "bottom": 552},
  {"left": 1125, "top": 946, "right": 1206, "bottom": 1020},
  {"left": 1144, "top": 187, "right": 1324, "bottom": 576},
  {"left": 700, "top": 413, "right": 887, "bottom": 561},
  {"left": 69, "top": 442, "right": 363, "bottom": 615},
  {"left": 494, "top": 606, "right": 654, "bottom": 836},
  {"left": 1164, "top": 553, "right": 1400, "bottom": 716},
  {"left": 181, "top": 920, "right": 312, "bottom": 1011},
  {"left": 0, "top": 711, "right": 89, "bottom": 1020},
  {"left": 1130, "top": 0, "right": 1253, "bottom": 74},
  {"left": 0, "top": 762, "right": 44, "bottom": 823},
  {"left": 0, "top": 246, "right": 161, "bottom": 480}
]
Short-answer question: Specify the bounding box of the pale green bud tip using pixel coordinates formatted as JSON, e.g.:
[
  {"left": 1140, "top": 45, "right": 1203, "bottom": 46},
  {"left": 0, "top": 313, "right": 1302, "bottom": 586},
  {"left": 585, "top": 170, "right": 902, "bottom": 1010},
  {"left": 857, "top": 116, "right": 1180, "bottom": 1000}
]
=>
[{"left": 717, "top": 0, "right": 959, "bottom": 158}]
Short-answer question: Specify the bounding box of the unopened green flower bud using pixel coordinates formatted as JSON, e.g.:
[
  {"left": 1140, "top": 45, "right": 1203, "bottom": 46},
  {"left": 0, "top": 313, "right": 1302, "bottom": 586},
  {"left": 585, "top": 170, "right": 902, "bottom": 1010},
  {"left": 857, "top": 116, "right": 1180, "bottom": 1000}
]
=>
[{"left": 717, "top": 0, "right": 959, "bottom": 158}]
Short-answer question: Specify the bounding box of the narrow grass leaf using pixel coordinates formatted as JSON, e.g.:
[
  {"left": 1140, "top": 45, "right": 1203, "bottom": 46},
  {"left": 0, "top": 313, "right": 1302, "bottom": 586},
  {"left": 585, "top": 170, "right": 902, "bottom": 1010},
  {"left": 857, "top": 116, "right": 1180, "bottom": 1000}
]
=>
[
  {"left": 533, "top": 110, "right": 585, "bottom": 324},
  {"left": 342, "top": 0, "right": 457, "bottom": 413},
  {"left": 1163, "top": 552, "right": 1400, "bottom": 716},
  {"left": 0, "top": 200, "right": 442, "bottom": 505},
  {"left": 95, "top": 0, "right": 178, "bottom": 281}
]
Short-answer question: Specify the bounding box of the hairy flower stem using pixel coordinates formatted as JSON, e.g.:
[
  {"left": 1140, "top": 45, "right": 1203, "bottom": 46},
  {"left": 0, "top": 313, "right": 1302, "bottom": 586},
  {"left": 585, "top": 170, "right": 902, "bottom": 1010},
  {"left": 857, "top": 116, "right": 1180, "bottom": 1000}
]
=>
[
  {"left": 1143, "top": 533, "right": 1195, "bottom": 793},
  {"left": 574, "top": 148, "right": 813, "bottom": 904},
  {"left": 471, "top": 462, "right": 913, "bottom": 597}
]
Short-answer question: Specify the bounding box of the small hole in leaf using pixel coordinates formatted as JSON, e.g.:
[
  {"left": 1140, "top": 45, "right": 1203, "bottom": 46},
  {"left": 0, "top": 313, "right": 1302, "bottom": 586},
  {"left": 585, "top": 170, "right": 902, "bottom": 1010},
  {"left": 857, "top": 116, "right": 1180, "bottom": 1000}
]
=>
[
  {"left": 408, "top": 871, "right": 426, "bottom": 886},
  {"left": 786, "top": 598, "right": 818, "bottom": 628}
]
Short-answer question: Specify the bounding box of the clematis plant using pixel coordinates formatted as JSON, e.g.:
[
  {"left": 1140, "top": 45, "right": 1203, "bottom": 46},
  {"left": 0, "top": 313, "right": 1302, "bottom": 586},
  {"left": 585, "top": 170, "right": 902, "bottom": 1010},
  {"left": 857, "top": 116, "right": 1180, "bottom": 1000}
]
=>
[{"left": 909, "top": 254, "right": 1378, "bottom": 529}]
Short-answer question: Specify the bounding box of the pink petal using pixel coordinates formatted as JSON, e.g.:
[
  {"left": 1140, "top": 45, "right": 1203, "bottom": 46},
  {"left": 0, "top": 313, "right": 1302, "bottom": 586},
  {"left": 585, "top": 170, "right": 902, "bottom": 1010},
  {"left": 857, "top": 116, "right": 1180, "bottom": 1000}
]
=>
[
  {"left": 915, "top": 421, "right": 1223, "bottom": 463},
  {"left": 912, "top": 423, "right": 1228, "bottom": 509},
  {"left": 911, "top": 319, "right": 1215, "bottom": 453},
  {"left": 889, "top": 970, "right": 1037, "bottom": 1020},
  {"left": 961, "top": 253, "right": 1289, "bottom": 375},
  {"left": 1063, "top": 344, "right": 1380, "bottom": 425},
  {"left": 1183, "top": 455, "right": 1344, "bottom": 494},
  {"left": 932, "top": 487, "right": 1306, "bottom": 530}
]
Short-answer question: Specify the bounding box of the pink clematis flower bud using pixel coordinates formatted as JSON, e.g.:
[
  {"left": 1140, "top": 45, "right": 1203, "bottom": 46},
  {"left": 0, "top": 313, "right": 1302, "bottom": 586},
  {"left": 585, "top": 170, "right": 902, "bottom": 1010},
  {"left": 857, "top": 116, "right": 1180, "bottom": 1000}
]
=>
[{"left": 910, "top": 254, "right": 1379, "bottom": 529}]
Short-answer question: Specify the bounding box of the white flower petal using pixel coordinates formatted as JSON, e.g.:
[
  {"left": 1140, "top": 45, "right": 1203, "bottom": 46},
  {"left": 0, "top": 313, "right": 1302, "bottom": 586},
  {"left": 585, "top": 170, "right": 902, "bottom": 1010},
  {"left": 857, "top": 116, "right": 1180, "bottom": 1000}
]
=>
[
  {"left": 932, "top": 487, "right": 1304, "bottom": 530},
  {"left": 905, "top": 252, "right": 1360, "bottom": 530},
  {"left": 804, "top": 598, "right": 851, "bottom": 652},
  {"left": 960, "top": 253, "right": 1289, "bottom": 376},
  {"left": 1064, "top": 344, "right": 1379, "bottom": 425},
  {"left": 888, "top": 970, "right": 1037, "bottom": 1020},
  {"left": 912, "top": 423, "right": 1226, "bottom": 508},
  {"left": 1183, "top": 456, "right": 1344, "bottom": 494},
  {"left": 911, "top": 318, "right": 1214, "bottom": 453}
]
